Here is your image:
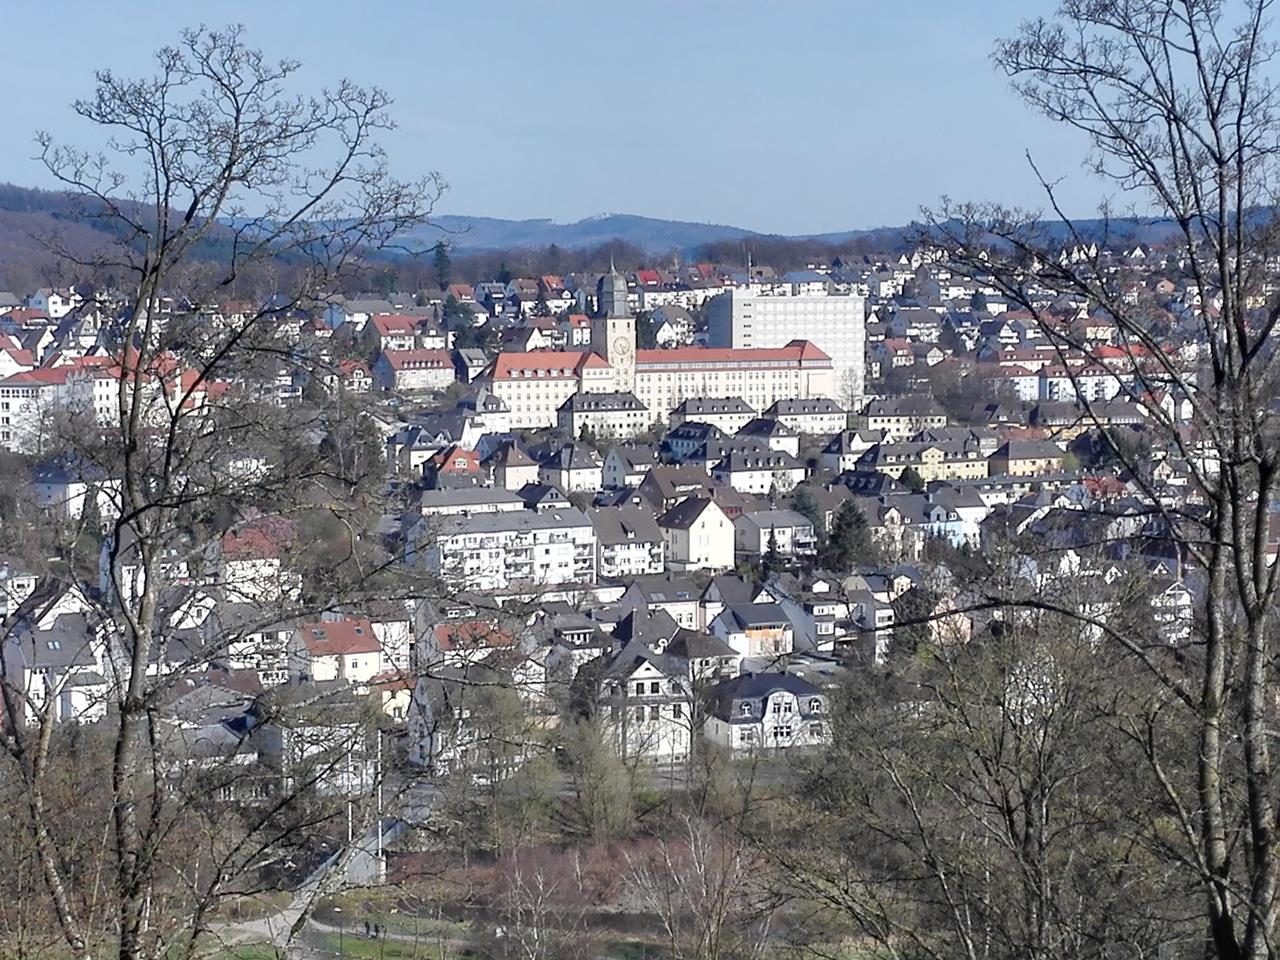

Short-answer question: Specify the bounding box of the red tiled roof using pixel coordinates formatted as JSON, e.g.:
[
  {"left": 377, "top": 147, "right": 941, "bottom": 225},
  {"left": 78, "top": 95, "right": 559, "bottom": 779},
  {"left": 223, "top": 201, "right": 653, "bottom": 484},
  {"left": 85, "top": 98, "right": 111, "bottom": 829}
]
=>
[
  {"left": 371, "top": 314, "right": 418, "bottom": 336},
  {"left": 299, "top": 618, "right": 380, "bottom": 656},
  {"left": 222, "top": 516, "right": 296, "bottom": 560},
  {"left": 490, "top": 351, "right": 587, "bottom": 380},
  {"left": 433, "top": 619, "right": 515, "bottom": 651},
  {"left": 636, "top": 340, "right": 830, "bottom": 366}
]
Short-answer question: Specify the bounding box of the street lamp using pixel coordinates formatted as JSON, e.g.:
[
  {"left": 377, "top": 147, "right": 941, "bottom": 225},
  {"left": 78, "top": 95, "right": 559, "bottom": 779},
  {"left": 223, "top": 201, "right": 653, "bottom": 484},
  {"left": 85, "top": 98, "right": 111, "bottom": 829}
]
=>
[{"left": 334, "top": 905, "right": 344, "bottom": 956}]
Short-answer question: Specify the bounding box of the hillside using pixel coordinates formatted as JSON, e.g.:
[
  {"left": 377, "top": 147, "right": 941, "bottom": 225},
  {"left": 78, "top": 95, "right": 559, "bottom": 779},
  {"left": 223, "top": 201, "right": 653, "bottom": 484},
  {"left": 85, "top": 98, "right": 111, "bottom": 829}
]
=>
[{"left": 0, "top": 181, "right": 1199, "bottom": 291}]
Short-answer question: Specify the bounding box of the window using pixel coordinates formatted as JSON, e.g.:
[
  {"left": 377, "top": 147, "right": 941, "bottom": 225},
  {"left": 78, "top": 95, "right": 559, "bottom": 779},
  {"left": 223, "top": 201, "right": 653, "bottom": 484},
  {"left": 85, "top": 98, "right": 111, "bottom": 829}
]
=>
[
  {"left": 635, "top": 681, "right": 645, "bottom": 696},
  {"left": 809, "top": 722, "right": 823, "bottom": 737},
  {"left": 635, "top": 706, "right": 645, "bottom": 722},
  {"left": 672, "top": 702, "right": 683, "bottom": 719},
  {"left": 650, "top": 705, "right": 661, "bottom": 720},
  {"left": 650, "top": 681, "right": 660, "bottom": 694},
  {"left": 809, "top": 698, "right": 822, "bottom": 713},
  {"left": 739, "top": 702, "right": 753, "bottom": 717},
  {"left": 772, "top": 725, "right": 793, "bottom": 740}
]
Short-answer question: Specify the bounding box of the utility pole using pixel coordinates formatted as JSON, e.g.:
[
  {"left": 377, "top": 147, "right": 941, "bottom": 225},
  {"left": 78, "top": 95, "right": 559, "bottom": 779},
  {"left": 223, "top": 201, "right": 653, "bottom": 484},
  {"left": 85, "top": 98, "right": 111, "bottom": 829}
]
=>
[{"left": 376, "top": 730, "right": 385, "bottom": 883}]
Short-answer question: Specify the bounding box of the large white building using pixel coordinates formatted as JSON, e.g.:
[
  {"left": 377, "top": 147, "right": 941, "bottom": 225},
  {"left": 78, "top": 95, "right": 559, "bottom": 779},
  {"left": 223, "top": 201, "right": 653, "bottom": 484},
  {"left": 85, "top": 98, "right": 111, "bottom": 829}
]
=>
[
  {"left": 482, "top": 266, "right": 836, "bottom": 429},
  {"left": 706, "top": 289, "right": 866, "bottom": 408},
  {"left": 418, "top": 507, "right": 597, "bottom": 591}
]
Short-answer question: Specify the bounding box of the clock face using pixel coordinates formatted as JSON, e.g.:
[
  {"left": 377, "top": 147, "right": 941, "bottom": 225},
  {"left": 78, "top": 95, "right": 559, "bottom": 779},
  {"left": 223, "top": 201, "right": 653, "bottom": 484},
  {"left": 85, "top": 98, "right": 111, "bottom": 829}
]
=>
[{"left": 612, "top": 336, "right": 633, "bottom": 358}]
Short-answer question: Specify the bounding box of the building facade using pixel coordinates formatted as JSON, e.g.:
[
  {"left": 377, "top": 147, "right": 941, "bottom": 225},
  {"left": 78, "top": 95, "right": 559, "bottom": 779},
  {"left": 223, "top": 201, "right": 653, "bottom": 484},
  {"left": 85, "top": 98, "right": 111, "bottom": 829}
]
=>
[{"left": 707, "top": 290, "right": 866, "bottom": 407}]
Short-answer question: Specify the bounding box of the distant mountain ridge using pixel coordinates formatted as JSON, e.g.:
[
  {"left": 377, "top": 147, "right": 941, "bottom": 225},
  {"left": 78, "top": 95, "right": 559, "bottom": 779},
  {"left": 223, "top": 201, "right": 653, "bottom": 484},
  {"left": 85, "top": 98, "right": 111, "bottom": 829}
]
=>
[
  {"left": 407, "top": 211, "right": 1191, "bottom": 255},
  {"left": 0, "top": 181, "right": 1199, "bottom": 274},
  {"left": 408, "top": 213, "right": 761, "bottom": 253}
]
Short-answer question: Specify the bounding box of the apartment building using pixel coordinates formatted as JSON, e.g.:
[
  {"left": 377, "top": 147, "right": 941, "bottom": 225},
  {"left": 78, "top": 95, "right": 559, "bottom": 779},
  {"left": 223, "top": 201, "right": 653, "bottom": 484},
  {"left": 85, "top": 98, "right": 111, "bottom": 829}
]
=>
[
  {"left": 420, "top": 507, "right": 597, "bottom": 591},
  {"left": 588, "top": 505, "right": 666, "bottom": 579},
  {"left": 707, "top": 289, "right": 866, "bottom": 407}
]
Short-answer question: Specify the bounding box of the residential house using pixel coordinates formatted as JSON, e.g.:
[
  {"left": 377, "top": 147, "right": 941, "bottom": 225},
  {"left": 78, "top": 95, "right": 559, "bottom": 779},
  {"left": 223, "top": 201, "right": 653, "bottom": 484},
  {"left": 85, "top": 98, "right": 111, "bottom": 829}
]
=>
[
  {"left": 711, "top": 450, "right": 807, "bottom": 495},
  {"left": 658, "top": 496, "right": 735, "bottom": 573},
  {"left": 589, "top": 505, "right": 666, "bottom": 579},
  {"left": 289, "top": 618, "right": 382, "bottom": 683},
  {"left": 709, "top": 602, "right": 795, "bottom": 662},
  {"left": 765, "top": 398, "right": 847, "bottom": 435},
  {"left": 373, "top": 349, "right": 457, "bottom": 392},
  {"left": 821, "top": 430, "right": 885, "bottom": 473},
  {"left": 989, "top": 439, "right": 1065, "bottom": 477},
  {"left": 603, "top": 444, "right": 656, "bottom": 489},
  {"left": 557, "top": 391, "right": 650, "bottom": 440},
  {"left": 536, "top": 441, "right": 603, "bottom": 493},
  {"left": 864, "top": 396, "right": 949, "bottom": 440},
  {"left": 734, "top": 509, "right": 817, "bottom": 557},
  {"left": 590, "top": 642, "right": 694, "bottom": 764},
  {"left": 704, "top": 672, "right": 829, "bottom": 752},
  {"left": 669, "top": 397, "right": 756, "bottom": 433},
  {"left": 736, "top": 418, "right": 801, "bottom": 457},
  {"left": 484, "top": 441, "right": 540, "bottom": 491},
  {"left": 418, "top": 507, "right": 597, "bottom": 591}
]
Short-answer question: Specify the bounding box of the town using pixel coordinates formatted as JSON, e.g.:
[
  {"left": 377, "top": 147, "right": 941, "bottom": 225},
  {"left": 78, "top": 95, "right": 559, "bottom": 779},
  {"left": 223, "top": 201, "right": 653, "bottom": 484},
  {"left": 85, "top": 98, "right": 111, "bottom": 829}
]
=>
[
  {"left": 0, "top": 238, "right": 1206, "bottom": 778},
  {"left": 1, "top": 3, "right": 1275, "bottom": 958}
]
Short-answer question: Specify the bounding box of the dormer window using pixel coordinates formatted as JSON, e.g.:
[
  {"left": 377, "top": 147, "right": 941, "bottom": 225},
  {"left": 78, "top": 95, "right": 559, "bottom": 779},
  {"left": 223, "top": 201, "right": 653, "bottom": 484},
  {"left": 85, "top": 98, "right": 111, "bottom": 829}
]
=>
[
  {"left": 739, "top": 702, "right": 753, "bottom": 717},
  {"left": 809, "top": 698, "right": 822, "bottom": 714}
]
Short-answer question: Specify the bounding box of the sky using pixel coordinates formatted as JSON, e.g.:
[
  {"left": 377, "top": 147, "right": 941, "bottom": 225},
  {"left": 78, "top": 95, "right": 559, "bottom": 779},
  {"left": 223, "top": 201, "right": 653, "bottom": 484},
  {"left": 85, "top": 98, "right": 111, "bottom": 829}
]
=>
[{"left": 0, "top": 0, "right": 1104, "bottom": 235}]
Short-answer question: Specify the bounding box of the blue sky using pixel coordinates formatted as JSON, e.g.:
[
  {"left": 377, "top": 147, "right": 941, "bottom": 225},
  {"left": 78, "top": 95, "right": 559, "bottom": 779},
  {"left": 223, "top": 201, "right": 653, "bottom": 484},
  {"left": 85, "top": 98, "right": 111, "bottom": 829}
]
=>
[{"left": 0, "top": 0, "right": 1102, "bottom": 234}]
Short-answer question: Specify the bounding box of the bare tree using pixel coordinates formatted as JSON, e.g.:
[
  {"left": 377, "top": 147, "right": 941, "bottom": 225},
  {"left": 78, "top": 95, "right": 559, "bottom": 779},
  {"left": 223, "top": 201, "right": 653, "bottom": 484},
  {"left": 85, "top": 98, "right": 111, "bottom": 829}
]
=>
[
  {"left": 0, "top": 24, "right": 440, "bottom": 960},
  {"left": 908, "top": 3, "right": 1280, "bottom": 958},
  {"left": 625, "top": 815, "right": 779, "bottom": 960}
]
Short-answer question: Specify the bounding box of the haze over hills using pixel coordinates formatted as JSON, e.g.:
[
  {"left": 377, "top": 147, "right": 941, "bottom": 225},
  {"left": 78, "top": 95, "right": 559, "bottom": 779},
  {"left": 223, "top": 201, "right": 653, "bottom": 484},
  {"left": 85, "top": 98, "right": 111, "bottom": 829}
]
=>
[{"left": 0, "top": 181, "right": 1193, "bottom": 281}]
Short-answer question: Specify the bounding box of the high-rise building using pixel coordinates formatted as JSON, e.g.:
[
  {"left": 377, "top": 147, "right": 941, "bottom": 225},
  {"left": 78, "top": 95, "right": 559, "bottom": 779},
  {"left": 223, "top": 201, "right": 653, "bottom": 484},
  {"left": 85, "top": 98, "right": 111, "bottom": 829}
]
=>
[{"left": 706, "top": 290, "right": 866, "bottom": 407}]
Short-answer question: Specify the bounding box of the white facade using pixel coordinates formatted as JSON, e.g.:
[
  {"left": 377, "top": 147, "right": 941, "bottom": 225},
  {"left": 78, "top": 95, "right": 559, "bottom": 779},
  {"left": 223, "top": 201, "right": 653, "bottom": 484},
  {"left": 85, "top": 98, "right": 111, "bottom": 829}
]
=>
[
  {"left": 707, "top": 290, "right": 866, "bottom": 407},
  {"left": 421, "top": 508, "right": 597, "bottom": 591}
]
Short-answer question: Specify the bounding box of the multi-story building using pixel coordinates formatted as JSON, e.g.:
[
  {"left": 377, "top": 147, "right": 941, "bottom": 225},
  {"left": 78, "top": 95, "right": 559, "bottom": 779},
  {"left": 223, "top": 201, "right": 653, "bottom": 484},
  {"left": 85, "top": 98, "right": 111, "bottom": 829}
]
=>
[
  {"left": 372, "top": 349, "right": 457, "bottom": 392},
  {"left": 764, "top": 397, "right": 847, "bottom": 435},
  {"left": 863, "top": 396, "right": 949, "bottom": 440},
  {"left": 485, "top": 351, "right": 613, "bottom": 430},
  {"left": 557, "top": 391, "right": 650, "bottom": 439},
  {"left": 482, "top": 267, "right": 835, "bottom": 429},
  {"left": 703, "top": 672, "right": 829, "bottom": 753},
  {"left": 588, "top": 506, "right": 666, "bottom": 579},
  {"left": 857, "top": 441, "right": 990, "bottom": 483},
  {"left": 633, "top": 342, "right": 834, "bottom": 421},
  {"left": 706, "top": 289, "right": 866, "bottom": 407},
  {"left": 669, "top": 397, "right": 757, "bottom": 433},
  {"left": 419, "top": 507, "right": 597, "bottom": 591}
]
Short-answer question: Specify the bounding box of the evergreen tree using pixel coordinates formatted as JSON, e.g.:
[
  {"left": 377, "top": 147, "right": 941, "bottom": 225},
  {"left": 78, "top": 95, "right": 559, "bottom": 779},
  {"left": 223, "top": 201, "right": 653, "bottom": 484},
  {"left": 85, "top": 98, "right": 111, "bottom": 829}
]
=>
[
  {"left": 822, "top": 500, "right": 876, "bottom": 573},
  {"left": 432, "top": 240, "right": 452, "bottom": 290},
  {"left": 899, "top": 465, "right": 926, "bottom": 493},
  {"left": 763, "top": 526, "right": 783, "bottom": 575}
]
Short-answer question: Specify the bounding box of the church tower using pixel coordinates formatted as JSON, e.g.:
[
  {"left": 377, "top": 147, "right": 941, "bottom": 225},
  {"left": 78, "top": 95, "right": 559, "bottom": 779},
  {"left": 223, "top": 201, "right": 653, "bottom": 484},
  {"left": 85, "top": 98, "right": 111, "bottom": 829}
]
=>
[{"left": 592, "top": 259, "right": 636, "bottom": 394}]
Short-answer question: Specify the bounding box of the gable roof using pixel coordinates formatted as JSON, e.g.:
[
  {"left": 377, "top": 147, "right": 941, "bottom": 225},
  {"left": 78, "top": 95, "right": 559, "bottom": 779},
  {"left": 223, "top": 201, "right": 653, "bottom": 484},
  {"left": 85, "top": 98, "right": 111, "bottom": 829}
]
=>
[{"left": 298, "top": 618, "right": 380, "bottom": 656}]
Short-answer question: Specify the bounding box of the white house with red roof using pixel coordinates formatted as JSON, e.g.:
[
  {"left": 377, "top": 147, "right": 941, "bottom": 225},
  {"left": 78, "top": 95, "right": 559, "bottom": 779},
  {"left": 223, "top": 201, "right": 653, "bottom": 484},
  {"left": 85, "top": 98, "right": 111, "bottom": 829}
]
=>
[
  {"left": 289, "top": 617, "right": 383, "bottom": 683},
  {"left": 365, "top": 313, "right": 419, "bottom": 352},
  {"left": 219, "top": 516, "right": 299, "bottom": 603}
]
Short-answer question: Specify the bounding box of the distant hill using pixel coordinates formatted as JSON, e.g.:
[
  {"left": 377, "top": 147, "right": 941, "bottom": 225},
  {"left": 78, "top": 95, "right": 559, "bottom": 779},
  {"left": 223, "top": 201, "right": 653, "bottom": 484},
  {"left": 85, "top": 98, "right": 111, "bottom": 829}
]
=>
[
  {"left": 0, "top": 180, "right": 1213, "bottom": 289},
  {"left": 405, "top": 213, "right": 762, "bottom": 254}
]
